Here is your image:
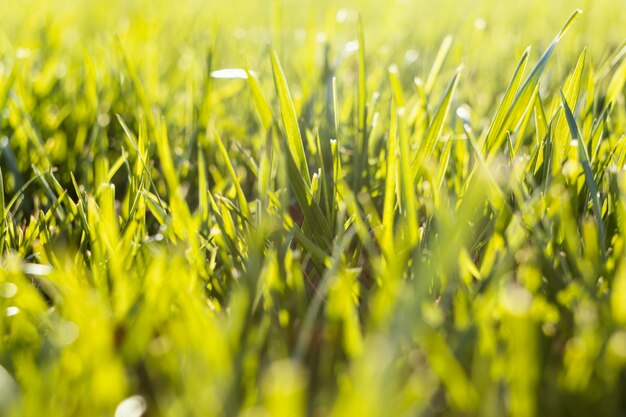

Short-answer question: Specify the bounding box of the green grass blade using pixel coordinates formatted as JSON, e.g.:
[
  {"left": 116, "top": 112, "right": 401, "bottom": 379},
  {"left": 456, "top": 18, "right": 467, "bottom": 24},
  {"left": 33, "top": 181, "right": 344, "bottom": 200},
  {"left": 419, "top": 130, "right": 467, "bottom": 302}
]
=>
[
  {"left": 485, "top": 9, "right": 582, "bottom": 158},
  {"left": 482, "top": 47, "right": 530, "bottom": 151},
  {"left": 381, "top": 99, "right": 398, "bottom": 253},
  {"left": 270, "top": 49, "right": 311, "bottom": 188},
  {"left": 353, "top": 15, "right": 368, "bottom": 192},
  {"left": 398, "top": 108, "right": 418, "bottom": 248},
  {"left": 411, "top": 67, "right": 461, "bottom": 179},
  {"left": 560, "top": 91, "right": 606, "bottom": 257},
  {"left": 551, "top": 48, "right": 587, "bottom": 172},
  {"left": 246, "top": 67, "right": 274, "bottom": 131},
  {"left": 213, "top": 130, "right": 251, "bottom": 220},
  {"left": 425, "top": 35, "right": 453, "bottom": 95}
]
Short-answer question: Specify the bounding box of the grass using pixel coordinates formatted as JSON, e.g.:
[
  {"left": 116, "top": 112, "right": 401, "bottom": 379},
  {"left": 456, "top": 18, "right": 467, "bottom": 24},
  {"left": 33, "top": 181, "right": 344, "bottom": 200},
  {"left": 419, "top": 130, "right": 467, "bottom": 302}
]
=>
[{"left": 1, "top": 0, "right": 626, "bottom": 416}]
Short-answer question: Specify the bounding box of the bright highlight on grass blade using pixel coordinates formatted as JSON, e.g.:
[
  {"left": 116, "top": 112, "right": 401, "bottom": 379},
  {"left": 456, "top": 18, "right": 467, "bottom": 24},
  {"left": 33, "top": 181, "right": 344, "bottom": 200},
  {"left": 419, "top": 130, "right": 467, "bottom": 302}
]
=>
[{"left": 210, "top": 68, "right": 258, "bottom": 79}]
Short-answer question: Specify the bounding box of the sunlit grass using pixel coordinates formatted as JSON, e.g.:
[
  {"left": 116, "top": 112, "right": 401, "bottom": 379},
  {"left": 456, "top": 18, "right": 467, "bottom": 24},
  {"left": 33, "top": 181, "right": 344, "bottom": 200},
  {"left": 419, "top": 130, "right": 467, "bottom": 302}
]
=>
[{"left": 1, "top": 1, "right": 626, "bottom": 416}]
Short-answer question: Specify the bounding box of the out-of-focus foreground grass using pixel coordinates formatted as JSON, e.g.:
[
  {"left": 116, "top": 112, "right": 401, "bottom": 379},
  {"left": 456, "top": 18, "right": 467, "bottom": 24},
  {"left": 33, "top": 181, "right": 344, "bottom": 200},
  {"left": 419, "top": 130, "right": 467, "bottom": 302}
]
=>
[{"left": 1, "top": 0, "right": 626, "bottom": 416}]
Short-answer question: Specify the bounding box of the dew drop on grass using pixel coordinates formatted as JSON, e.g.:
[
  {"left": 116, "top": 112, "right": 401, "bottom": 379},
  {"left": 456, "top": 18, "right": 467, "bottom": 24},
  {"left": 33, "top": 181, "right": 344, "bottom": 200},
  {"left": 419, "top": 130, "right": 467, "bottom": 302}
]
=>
[
  {"left": 404, "top": 49, "right": 419, "bottom": 63},
  {"left": 608, "top": 331, "right": 626, "bottom": 360},
  {"left": 0, "top": 365, "right": 19, "bottom": 411},
  {"left": 500, "top": 284, "right": 532, "bottom": 316},
  {"left": 23, "top": 263, "right": 53, "bottom": 276},
  {"left": 98, "top": 113, "right": 111, "bottom": 127},
  {"left": 5, "top": 307, "right": 18, "bottom": 317},
  {"left": 0, "top": 283, "right": 17, "bottom": 298},
  {"left": 51, "top": 321, "right": 80, "bottom": 347},
  {"left": 148, "top": 336, "right": 172, "bottom": 356},
  {"left": 294, "top": 28, "right": 306, "bottom": 42},
  {"left": 115, "top": 395, "right": 147, "bottom": 417},
  {"left": 456, "top": 105, "right": 471, "bottom": 125},
  {"left": 336, "top": 8, "right": 357, "bottom": 23},
  {"left": 344, "top": 40, "right": 359, "bottom": 54},
  {"left": 474, "top": 18, "right": 487, "bottom": 30},
  {"left": 210, "top": 69, "right": 249, "bottom": 80},
  {"left": 234, "top": 28, "right": 246, "bottom": 39},
  {"left": 16, "top": 48, "right": 31, "bottom": 59}
]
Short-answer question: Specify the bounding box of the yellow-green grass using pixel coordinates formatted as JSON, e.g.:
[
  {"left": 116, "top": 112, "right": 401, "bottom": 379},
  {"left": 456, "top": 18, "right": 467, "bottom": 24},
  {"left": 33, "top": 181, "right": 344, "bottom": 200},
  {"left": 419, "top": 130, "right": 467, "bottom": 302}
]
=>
[{"left": 1, "top": 1, "right": 626, "bottom": 416}]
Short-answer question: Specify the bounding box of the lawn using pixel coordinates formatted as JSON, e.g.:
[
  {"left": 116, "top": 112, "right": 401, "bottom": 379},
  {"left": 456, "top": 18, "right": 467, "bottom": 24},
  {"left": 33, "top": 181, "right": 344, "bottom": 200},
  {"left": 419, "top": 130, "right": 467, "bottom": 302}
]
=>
[{"left": 1, "top": 0, "right": 626, "bottom": 416}]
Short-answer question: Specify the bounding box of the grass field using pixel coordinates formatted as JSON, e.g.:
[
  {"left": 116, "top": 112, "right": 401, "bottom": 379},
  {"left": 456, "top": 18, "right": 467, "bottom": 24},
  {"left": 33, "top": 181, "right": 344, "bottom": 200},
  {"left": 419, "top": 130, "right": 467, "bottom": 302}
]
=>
[{"left": 1, "top": 0, "right": 626, "bottom": 416}]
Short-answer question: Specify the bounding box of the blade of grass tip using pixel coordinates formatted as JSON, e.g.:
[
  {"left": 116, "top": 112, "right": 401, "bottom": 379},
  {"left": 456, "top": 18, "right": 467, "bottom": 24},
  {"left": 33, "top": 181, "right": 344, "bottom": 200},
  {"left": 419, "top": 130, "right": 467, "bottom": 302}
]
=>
[
  {"left": 482, "top": 47, "right": 530, "bottom": 151},
  {"left": 425, "top": 35, "right": 453, "bottom": 95},
  {"left": 388, "top": 66, "right": 405, "bottom": 109},
  {"left": 556, "top": 9, "right": 583, "bottom": 42},
  {"left": 245, "top": 66, "right": 274, "bottom": 131},
  {"left": 414, "top": 77, "right": 430, "bottom": 124},
  {"left": 353, "top": 15, "right": 368, "bottom": 192},
  {"left": 560, "top": 91, "right": 606, "bottom": 257},
  {"left": 270, "top": 49, "right": 311, "bottom": 188},
  {"left": 213, "top": 130, "right": 251, "bottom": 220},
  {"left": 411, "top": 67, "right": 461, "bottom": 180},
  {"left": 485, "top": 9, "right": 582, "bottom": 158}
]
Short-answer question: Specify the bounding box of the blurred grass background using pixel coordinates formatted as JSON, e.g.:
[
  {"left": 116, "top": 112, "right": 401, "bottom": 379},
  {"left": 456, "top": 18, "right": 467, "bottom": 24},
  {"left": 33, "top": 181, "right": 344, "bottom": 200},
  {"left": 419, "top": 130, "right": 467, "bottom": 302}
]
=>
[{"left": 1, "top": 1, "right": 626, "bottom": 417}]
